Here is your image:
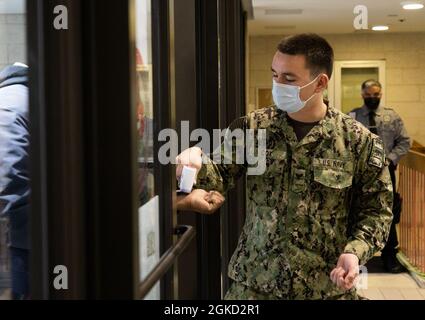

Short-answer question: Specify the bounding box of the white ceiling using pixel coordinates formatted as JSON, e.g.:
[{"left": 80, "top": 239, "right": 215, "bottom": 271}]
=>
[
  {"left": 0, "top": 0, "right": 25, "bottom": 14},
  {"left": 249, "top": 0, "right": 425, "bottom": 35}
]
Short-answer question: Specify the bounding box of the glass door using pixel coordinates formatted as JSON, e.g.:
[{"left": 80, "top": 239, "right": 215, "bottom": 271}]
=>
[
  {"left": 134, "top": 0, "right": 196, "bottom": 300},
  {"left": 23, "top": 0, "right": 196, "bottom": 299}
]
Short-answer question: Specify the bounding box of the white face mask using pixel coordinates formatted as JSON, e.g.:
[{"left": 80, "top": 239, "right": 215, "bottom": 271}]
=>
[{"left": 272, "top": 75, "right": 320, "bottom": 113}]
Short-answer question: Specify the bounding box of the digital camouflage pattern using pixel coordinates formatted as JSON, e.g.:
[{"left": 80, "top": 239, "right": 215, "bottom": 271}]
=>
[
  {"left": 196, "top": 106, "right": 393, "bottom": 300},
  {"left": 224, "top": 281, "right": 366, "bottom": 300}
]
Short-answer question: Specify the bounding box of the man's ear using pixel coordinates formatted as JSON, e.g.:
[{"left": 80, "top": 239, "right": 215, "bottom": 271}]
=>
[{"left": 316, "top": 74, "right": 329, "bottom": 92}]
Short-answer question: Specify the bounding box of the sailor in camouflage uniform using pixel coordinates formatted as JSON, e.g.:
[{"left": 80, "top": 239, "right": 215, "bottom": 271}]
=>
[{"left": 176, "top": 34, "right": 393, "bottom": 300}]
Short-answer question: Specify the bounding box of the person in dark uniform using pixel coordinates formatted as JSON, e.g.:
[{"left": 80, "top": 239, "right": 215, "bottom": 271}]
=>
[
  {"left": 349, "top": 79, "right": 411, "bottom": 273},
  {"left": 0, "top": 63, "right": 30, "bottom": 299}
]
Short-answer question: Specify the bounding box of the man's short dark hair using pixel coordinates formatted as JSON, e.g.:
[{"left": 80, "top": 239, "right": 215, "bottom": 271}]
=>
[
  {"left": 277, "top": 33, "right": 334, "bottom": 79},
  {"left": 361, "top": 79, "right": 382, "bottom": 91}
]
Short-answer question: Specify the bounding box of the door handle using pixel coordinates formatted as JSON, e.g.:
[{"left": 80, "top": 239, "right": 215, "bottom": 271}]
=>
[{"left": 139, "top": 225, "right": 196, "bottom": 299}]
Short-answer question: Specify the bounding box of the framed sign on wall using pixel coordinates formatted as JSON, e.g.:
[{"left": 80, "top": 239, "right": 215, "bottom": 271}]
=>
[{"left": 256, "top": 87, "right": 273, "bottom": 109}]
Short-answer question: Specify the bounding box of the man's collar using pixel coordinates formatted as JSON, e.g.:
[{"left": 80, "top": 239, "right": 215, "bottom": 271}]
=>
[
  {"left": 270, "top": 105, "right": 334, "bottom": 147},
  {"left": 361, "top": 104, "right": 383, "bottom": 115}
]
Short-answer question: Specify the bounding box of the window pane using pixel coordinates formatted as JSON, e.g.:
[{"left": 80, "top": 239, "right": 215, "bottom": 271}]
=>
[
  {"left": 134, "top": 0, "right": 160, "bottom": 300},
  {"left": 137, "top": 0, "right": 154, "bottom": 207}
]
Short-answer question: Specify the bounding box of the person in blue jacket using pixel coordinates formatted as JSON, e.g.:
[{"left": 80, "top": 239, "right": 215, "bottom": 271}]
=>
[{"left": 0, "top": 63, "right": 30, "bottom": 299}]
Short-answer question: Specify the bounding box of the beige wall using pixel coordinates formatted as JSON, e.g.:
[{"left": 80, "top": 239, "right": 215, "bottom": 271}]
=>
[
  {"left": 248, "top": 32, "right": 425, "bottom": 145},
  {"left": 0, "top": 14, "right": 26, "bottom": 71}
]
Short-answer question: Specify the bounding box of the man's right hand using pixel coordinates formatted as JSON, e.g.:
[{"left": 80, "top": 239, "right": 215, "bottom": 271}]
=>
[{"left": 176, "top": 147, "right": 203, "bottom": 181}]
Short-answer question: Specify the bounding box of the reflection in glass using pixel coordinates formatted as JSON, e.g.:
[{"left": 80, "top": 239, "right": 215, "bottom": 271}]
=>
[
  {"left": 136, "top": 0, "right": 154, "bottom": 207},
  {"left": 135, "top": 0, "right": 160, "bottom": 300}
]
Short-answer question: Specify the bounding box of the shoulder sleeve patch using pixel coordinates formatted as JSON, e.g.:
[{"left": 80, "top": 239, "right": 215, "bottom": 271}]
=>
[
  {"left": 228, "top": 116, "right": 248, "bottom": 131},
  {"left": 368, "top": 138, "right": 385, "bottom": 169}
]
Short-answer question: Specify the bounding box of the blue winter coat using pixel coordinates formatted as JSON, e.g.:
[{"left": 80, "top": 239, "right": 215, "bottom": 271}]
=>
[{"left": 0, "top": 65, "right": 30, "bottom": 250}]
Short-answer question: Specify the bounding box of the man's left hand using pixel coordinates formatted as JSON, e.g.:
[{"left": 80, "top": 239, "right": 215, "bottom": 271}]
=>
[
  {"left": 330, "top": 253, "right": 360, "bottom": 290},
  {"left": 176, "top": 189, "right": 225, "bottom": 214}
]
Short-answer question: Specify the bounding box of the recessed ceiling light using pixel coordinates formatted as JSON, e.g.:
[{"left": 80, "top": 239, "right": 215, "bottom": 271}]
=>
[
  {"left": 401, "top": 2, "right": 424, "bottom": 10},
  {"left": 264, "top": 9, "right": 303, "bottom": 15},
  {"left": 372, "top": 25, "right": 389, "bottom": 31}
]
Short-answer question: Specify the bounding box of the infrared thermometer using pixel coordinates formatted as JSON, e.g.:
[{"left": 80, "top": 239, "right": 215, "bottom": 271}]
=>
[{"left": 178, "top": 166, "right": 197, "bottom": 193}]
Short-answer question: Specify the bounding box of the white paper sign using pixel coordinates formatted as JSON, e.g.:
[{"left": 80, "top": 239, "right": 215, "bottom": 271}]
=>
[{"left": 139, "top": 195, "right": 160, "bottom": 300}]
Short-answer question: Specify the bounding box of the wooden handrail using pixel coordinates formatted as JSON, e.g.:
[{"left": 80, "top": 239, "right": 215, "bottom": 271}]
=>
[
  {"left": 399, "top": 150, "right": 425, "bottom": 175},
  {"left": 398, "top": 149, "right": 425, "bottom": 274}
]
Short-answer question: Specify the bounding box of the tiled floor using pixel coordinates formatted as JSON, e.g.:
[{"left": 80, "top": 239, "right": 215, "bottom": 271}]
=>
[
  {"left": 357, "top": 273, "right": 425, "bottom": 300},
  {"left": 1, "top": 276, "right": 424, "bottom": 300}
]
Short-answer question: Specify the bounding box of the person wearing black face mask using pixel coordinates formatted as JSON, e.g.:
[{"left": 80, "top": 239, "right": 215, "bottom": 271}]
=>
[
  {"left": 364, "top": 96, "right": 381, "bottom": 111},
  {"left": 349, "top": 79, "right": 411, "bottom": 273}
]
